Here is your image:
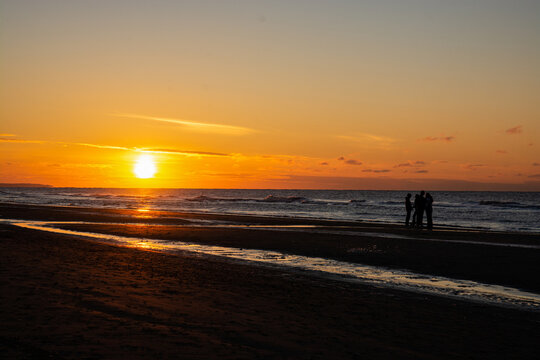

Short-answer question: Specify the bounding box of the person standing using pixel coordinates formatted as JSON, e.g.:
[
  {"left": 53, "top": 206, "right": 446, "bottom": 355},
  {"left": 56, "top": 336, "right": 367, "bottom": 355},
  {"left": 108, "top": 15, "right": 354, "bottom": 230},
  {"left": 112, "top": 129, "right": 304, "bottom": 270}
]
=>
[
  {"left": 405, "top": 193, "right": 413, "bottom": 227},
  {"left": 415, "top": 191, "right": 426, "bottom": 228},
  {"left": 411, "top": 194, "right": 419, "bottom": 228},
  {"left": 425, "top": 193, "right": 434, "bottom": 230}
]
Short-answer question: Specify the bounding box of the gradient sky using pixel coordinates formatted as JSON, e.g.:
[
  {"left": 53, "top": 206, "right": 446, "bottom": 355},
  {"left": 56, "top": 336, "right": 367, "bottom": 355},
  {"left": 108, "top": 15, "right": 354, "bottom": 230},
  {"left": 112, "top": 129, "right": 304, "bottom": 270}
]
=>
[{"left": 1, "top": 0, "right": 539, "bottom": 189}]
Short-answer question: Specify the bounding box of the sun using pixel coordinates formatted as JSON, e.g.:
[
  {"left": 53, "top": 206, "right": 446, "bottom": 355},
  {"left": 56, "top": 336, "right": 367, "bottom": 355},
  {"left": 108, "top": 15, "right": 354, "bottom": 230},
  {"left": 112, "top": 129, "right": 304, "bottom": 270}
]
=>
[{"left": 134, "top": 154, "right": 157, "bottom": 179}]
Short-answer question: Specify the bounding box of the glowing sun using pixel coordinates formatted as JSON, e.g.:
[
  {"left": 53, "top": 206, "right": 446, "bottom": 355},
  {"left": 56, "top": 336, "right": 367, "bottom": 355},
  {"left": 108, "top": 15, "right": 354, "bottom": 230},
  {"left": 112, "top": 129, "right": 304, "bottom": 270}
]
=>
[{"left": 134, "top": 154, "right": 157, "bottom": 179}]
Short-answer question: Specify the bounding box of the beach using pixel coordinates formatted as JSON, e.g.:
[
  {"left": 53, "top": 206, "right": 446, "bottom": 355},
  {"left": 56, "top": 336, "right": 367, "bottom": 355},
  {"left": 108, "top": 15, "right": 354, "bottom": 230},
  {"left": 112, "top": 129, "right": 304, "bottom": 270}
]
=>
[{"left": 1, "top": 203, "right": 539, "bottom": 359}]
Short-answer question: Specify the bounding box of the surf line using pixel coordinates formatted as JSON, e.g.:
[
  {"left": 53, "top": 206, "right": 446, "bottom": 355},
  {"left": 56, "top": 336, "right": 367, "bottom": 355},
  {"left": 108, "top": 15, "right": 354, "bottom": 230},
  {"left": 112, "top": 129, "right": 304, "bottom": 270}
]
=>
[{"left": 8, "top": 219, "right": 540, "bottom": 312}]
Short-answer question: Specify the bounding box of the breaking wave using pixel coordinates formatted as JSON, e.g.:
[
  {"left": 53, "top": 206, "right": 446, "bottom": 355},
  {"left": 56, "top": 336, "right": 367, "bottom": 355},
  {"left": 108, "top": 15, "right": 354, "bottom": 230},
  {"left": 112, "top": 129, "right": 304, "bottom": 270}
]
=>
[{"left": 479, "top": 201, "right": 540, "bottom": 210}]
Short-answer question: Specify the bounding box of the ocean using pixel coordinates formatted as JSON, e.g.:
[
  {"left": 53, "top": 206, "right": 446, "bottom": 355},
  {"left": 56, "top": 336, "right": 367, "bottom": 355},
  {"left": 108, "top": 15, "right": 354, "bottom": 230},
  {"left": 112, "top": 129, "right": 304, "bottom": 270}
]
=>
[{"left": 2, "top": 187, "right": 539, "bottom": 233}]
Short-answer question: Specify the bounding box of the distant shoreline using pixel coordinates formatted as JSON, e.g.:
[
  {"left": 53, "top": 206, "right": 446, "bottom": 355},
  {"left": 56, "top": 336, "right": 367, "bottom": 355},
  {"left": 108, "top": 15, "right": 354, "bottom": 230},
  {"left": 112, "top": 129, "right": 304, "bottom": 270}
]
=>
[{"left": 0, "top": 183, "right": 53, "bottom": 188}]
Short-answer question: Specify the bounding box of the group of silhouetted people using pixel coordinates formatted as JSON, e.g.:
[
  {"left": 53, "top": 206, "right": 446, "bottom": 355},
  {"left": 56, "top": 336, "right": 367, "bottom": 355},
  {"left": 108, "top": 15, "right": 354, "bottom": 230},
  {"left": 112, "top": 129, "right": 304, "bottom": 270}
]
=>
[{"left": 405, "top": 191, "right": 433, "bottom": 229}]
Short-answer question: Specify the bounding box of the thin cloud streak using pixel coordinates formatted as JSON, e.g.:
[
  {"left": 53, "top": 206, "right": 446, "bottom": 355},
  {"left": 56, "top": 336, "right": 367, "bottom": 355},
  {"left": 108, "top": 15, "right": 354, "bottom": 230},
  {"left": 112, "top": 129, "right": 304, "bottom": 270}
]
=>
[
  {"left": 505, "top": 125, "right": 523, "bottom": 135},
  {"left": 72, "top": 143, "right": 230, "bottom": 157},
  {"left": 1, "top": 137, "right": 228, "bottom": 157},
  {"left": 140, "top": 148, "right": 229, "bottom": 157},
  {"left": 462, "top": 164, "right": 485, "bottom": 170},
  {"left": 418, "top": 136, "right": 455, "bottom": 142},
  {"left": 338, "top": 157, "right": 362, "bottom": 165},
  {"left": 114, "top": 113, "right": 256, "bottom": 135},
  {"left": 0, "top": 138, "right": 45, "bottom": 144},
  {"left": 74, "top": 143, "right": 132, "bottom": 151},
  {"left": 362, "top": 169, "right": 391, "bottom": 173},
  {"left": 394, "top": 160, "right": 426, "bottom": 168},
  {"left": 335, "top": 133, "right": 397, "bottom": 149}
]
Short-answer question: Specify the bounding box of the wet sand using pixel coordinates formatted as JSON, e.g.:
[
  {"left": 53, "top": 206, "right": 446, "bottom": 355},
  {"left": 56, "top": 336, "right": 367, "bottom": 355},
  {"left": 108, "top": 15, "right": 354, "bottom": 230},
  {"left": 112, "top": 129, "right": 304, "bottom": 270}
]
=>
[
  {"left": 1, "top": 203, "right": 540, "bottom": 358},
  {"left": 2, "top": 203, "right": 539, "bottom": 292}
]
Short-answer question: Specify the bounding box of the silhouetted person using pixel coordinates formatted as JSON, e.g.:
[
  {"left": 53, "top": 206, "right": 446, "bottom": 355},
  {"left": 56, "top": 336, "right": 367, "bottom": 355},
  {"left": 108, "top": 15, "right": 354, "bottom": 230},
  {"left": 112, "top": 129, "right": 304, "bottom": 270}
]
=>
[
  {"left": 425, "top": 193, "right": 433, "bottom": 230},
  {"left": 405, "top": 193, "right": 412, "bottom": 226},
  {"left": 410, "top": 194, "right": 419, "bottom": 228},
  {"left": 415, "top": 191, "right": 426, "bottom": 228}
]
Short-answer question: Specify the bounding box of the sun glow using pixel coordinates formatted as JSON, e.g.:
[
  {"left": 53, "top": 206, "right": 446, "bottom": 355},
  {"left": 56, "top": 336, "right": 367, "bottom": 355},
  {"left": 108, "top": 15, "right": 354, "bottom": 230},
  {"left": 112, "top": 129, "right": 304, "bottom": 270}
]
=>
[{"left": 134, "top": 154, "right": 157, "bottom": 179}]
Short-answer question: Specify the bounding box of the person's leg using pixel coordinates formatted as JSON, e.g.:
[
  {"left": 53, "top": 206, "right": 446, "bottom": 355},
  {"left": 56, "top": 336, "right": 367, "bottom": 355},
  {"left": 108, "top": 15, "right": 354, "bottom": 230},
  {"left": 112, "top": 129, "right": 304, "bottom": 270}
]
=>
[
  {"left": 406, "top": 211, "right": 411, "bottom": 226},
  {"left": 417, "top": 210, "right": 423, "bottom": 228}
]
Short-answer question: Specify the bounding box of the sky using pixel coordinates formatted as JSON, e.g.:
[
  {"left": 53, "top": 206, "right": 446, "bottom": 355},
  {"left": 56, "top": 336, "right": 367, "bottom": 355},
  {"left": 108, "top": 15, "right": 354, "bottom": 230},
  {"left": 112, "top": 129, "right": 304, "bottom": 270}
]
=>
[{"left": 1, "top": 0, "right": 539, "bottom": 190}]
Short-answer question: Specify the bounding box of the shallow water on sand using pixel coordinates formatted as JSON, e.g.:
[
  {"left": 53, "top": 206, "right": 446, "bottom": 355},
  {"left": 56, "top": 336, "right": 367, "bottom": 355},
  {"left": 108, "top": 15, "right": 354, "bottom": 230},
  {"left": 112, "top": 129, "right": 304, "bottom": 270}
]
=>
[{"left": 5, "top": 219, "right": 540, "bottom": 312}]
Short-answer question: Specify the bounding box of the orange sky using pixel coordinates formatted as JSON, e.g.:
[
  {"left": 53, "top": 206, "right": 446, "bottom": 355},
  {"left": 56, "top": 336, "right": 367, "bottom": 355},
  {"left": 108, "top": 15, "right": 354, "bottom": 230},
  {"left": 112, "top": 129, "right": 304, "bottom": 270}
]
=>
[{"left": 1, "top": 1, "right": 539, "bottom": 190}]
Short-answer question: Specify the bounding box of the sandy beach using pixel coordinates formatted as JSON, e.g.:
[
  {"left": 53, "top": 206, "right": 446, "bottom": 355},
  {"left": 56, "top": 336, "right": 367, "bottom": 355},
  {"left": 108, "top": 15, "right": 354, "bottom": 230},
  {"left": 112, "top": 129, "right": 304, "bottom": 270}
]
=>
[{"left": 1, "top": 203, "right": 539, "bottom": 359}]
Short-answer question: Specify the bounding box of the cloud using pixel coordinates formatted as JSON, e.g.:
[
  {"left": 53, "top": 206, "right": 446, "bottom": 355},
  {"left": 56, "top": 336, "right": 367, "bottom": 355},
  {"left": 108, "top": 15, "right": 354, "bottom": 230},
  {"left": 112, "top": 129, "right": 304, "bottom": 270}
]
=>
[
  {"left": 533, "top": 162, "right": 540, "bottom": 166},
  {"left": 75, "top": 143, "right": 229, "bottom": 157},
  {"left": 74, "top": 142, "right": 132, "bottom": 151},
  {"left": 462, "top": 164, "right": 485, "bottom": 170},
  {"left": 58, "top": 163, "right": 113, "bottom": 169},
  {"left": 394, "top": 160, "right": 426, "bottom": 168},
  {"left": 528, "top": 174, "right": 540, "bottom": 178},
  {"left": 114, "top": 113, "right": 256, "bottom": 135},
  {"left": 139, "top": 148, "right": 229, "bottom": 157},
  {"left": 335, "top": 133, "right": 397, "bottom": 149},
  {"left": 505, "top": 125, "right": 522, "bottom": 135},
  {"left": 418, "top": 136, "right": 455, "bottom": 142},
  {"left": 0, "top": 138, "right": 45, "bottom": 144},
  {"left": 0, "top": 137, "right": 228, "bottom": 157},
  {"left": 362, "top": 169, "right": 391, "bottom": 173},
  {"left": 414, "top": 170, "right": 428, "bottom": 173},
  {"left": 496, "top": 150, "right": 508, "bottom": 154},
  {"left": 338, "top": 157, "right": 362, "bottom": 165},
  {"left": 0, "top": 133, "right": 15, "bottom": 137},
  {"left": 320, "top": 162, "right": 329, "bottom": 166}
]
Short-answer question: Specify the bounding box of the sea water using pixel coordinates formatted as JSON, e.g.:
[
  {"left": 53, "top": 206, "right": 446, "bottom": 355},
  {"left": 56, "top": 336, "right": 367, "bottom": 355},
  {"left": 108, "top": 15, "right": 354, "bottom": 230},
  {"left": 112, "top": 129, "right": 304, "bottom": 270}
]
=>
[{"left": 1, "top": 187, "right": 539, "bottom": 233}]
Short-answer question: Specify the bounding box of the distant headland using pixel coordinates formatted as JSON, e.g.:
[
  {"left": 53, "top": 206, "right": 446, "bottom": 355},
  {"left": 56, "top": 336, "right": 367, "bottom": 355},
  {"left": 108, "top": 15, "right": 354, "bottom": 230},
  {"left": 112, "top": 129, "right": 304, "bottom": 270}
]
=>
[{"left": 0, "top": 183, "right": 53, "bottom": 188}]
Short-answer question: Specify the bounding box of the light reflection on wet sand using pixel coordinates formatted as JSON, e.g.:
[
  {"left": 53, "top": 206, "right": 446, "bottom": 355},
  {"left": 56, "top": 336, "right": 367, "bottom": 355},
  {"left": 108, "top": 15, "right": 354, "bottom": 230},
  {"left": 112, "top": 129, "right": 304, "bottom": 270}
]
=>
[{"left": 5, "top": 219, "right": 540, "bottom": 311}]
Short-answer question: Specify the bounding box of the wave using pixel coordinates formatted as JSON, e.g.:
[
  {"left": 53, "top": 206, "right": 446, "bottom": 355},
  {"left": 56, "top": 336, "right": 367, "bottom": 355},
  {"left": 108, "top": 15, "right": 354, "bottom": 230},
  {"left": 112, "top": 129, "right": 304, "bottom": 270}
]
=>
[
  {"left": 478, "top": 200, "right": 540, "bottom": 210},
  {"left": 185, "top": 195, "right": 225, "bottom": 202},
  {"left": 479, "top": 200, "right": 521, "bottom": 206},
  {"left": 185, "top": 195, "right": 310, "bottom": 204},
  {"left": 381, "top": 201, "right": 402, "bottom": 205},
  {"left": 260, "top": 195, "right": 307, "bottom": 203},
  {"left": 184, "top": 195, "right": 246, "bottom": 202}
]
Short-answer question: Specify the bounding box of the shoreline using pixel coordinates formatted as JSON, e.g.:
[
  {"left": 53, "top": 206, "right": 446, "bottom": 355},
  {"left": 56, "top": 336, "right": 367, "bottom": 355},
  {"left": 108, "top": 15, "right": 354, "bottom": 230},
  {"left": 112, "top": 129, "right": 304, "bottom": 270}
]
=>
[
  {"left": 11, "top": 220, "right": 540, "bottom": 312},
  {"left": 2, "top": 200, "right": 539, "bottom": 235},
  {"left": 2, "top": 201, "right": 539, "bottom": 235},
  {"left": 1, "top": 222, "right": 540, "bottom": 358},
  {"left": 1, "top": 202, "right": 540, "bottom": 294}
]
